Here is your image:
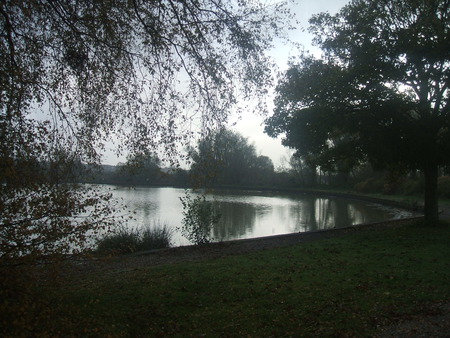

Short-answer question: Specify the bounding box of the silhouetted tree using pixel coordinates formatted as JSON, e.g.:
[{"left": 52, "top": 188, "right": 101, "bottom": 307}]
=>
[
  {"left": 251, "top": 155, "right": 275, "bottom": 185},
  {"left": 119, "top": 153, "right": 162, "bottom": 185},
  {"left": 266, "top": 0, "right": 450, "bottom": 223},
  {"left": 289, "top": 155, "right": 317, "bottom": 187},
  {"left": 190, "top": 129, "right": 274, "bottom": 187}
]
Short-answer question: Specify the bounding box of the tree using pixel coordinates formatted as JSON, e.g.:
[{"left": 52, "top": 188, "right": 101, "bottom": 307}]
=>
[
  {"left": 252, "top": 155, "right": 275, "bottom": 185},
  {"left": 289, "top": 155, "right": 317, "bottom": 186},
  {"left": 120, "top": 152, "right": 162, "bottom": 185},
  {"left": 265, "top": 0, "right": 450, "bottom": 223},
  {"left": 190, "top": 129, "right": 274, "bottom": 186},
  {"left": 1, "top": 0, "right": 290, "bottom": 262},
  {"left": 179, "top": 192, "right": 220, "bottom": 245}
]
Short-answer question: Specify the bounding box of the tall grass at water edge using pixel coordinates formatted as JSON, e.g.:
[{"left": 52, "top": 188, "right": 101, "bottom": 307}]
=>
[{"left": 95, "top": 222, "right": 173, "bottom": 255}]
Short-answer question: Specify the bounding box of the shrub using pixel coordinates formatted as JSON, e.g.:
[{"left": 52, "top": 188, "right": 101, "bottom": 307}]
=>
[
  {"left": 138, "top": 224, "right": 173, "bottom": 251},
  {"left": 95, "top": 223, "right": 173, "bottom": 255},
  {"left": 354, "top": 177, "right": 384, "bottom": 194},
  {"left": 354, "top": 175, "right": 423, "bottom": 196},
  {"left": 397, "top": 177, "right": 423, "bottom": 196},
  {"left": 95, "top": 227, "right": 140, "bottom": 255},
  {"left": 438, "top": 176, "right": 450, "bottom": 199},
  {"left": 179, "top": 192, "right": 221, "bottom": 245}
]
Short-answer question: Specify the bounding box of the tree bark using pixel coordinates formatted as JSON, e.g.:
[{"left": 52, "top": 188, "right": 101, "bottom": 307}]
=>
[{"left": 423, "top": 164, "right": 439, "bottom": 224}]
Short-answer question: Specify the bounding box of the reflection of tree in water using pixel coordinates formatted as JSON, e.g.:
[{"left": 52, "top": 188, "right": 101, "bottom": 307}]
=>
[
  {"left": 131, "top": 189, "right": 160, "bottom": 222},
  {"left": 288, "top": 198, "right": 317, "bottom": 233},
  {"left": 315, "top": 199, "right": 332, "bottom": 230},
  {"left": 328, "top": 199, "right": 351, "bottom": 228},
  {"left": 116, "top": 188, "right": 160, "bottom": 222},
  {"left": 212, "top": 202, "right": 262, "bottom": 241},
  {"left": 289, "top": 196, "right": 405, "bottom": 233},
  {"left": 289, "top": 197, "right": 353, "bottom": 232},
  {"left": 347, "top": 203, "right": 392, "bottom": 225}
]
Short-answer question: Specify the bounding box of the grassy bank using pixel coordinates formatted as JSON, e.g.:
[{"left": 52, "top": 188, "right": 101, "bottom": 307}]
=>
[{"left": 5, "top": 220, "right": 450, "bottom": 336}]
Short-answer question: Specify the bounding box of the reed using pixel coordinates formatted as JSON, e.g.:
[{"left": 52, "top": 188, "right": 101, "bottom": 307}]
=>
[{"left": 95, "top": 222, "right": 173, "bottom": 255}]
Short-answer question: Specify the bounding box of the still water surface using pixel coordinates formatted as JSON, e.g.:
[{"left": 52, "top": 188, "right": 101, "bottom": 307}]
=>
[{"left": 109, "top": 186, "right": 415, "bottom": 246}]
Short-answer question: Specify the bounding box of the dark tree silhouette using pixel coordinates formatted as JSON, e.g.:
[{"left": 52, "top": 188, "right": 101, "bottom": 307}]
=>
[
  {"left": 190, "top": 129, "right": 274, "bottom": 187},
  {"left": 117, "top": 153, "right": 162, "bottom": 185},
  {"left": 265, "top": 0, "right": 450, "bottom": 223}
]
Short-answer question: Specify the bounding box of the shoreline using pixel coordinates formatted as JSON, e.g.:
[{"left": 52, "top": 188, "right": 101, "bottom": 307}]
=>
[{"left": 63, "top": 217, "right": 424, "bottom": 279}]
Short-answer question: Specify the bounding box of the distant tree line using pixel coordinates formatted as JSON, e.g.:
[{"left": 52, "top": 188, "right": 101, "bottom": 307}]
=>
[
  {"left": 85, "top": 129, "right": 277, "bottom": 188},
  {"left": 284, "top": 155, "right": 450, "bottom": 199},
  {"left": 84, "top": 155, "right": 189, "bottom": 187},
  {"left": 84, "top": 126, "right": 450, "bottom": 200}
]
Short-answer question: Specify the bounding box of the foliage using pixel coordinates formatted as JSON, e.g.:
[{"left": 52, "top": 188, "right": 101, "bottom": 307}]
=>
[
  {"left": 189, "top": 129, "right": 274, "bottom": 187},
  {"left": 354, "top": 177, "right": 385, "bottom": 194},
  {"left": 96, "top": 227, "right": 140, "bottom": 255},
  {"left": 349, "top": 165, "right": 423, "bottom": 196},
  {"left": 265, "top": 0, "right": 450, "bottom": 222},
  {"left": 0, "top": 183, "right": 123, "bottom": 264},
  {"left": 1, "top": 0, "right": 290, "bottom": 167},
  {"left": 398, "top": 177, "right": 424, "bottom": 196},
  {"left": 179, "top": 192, "right": 220, "bottom": 245},
  {"left": 95, "top": 223, "right": 173, "bottom": 255},
  {"left": 438, "top": 176, "right": 450, "bottom": 199},
  {"left": 139, "top": 224, "right": 173, "bottom": 251},
  {"left": 16, "top": 221, "right": 450, "bottom": 336},
  {"left": 1, "top": 0, "right": 290, "bottom": 262},
  {"left": 114, "top": 152, "right": 162, "bottom": 186},
  {"left": 289, "top": 155, "right": 318, "bottom": 186}
]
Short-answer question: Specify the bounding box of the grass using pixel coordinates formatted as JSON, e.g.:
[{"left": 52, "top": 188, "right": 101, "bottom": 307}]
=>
[
  {"left": 4, "top": 220, "right": 450, "bottom": 336},
  {"left": 95, "top": 223, "right": 173, "bottom": 255}
]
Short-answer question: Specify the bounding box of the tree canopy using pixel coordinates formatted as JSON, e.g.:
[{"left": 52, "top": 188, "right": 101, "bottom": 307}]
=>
[
  {"left": 190, "top": 129, "right": 274, "bottom": 187},
  {"left": 265, "top": 0, "right": 450, "bottom": 222},
  {"left": 1, "top": 0, "right": 289, "bottom": 166},
  {"left": 0, "top": 0, "right": 290, "bottom": 262},
  {"left": 116, "top": 152, "right": 162, "bottom": 186}
]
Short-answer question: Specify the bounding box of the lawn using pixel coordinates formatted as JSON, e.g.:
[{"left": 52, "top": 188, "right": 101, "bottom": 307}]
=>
[{"left": 3, "top": 220, "right": 450, "bottom": 336}]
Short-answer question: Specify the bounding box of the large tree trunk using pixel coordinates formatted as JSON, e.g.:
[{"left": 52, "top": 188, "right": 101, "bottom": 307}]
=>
[{"left": 423, "top": 164, "right": 439, "bottom": 224}]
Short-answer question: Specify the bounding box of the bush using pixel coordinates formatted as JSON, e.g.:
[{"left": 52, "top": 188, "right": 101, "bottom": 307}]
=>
[
  {"left": 95, "top": 228, "right": 140, "bottom": 255},
  {"left": 179, "top": 192, "right": 220, "bottom": 245},
  {"left": 397, "top": 177, "right": 423, "bottom": 196},
  {"left": 354, "top": 177, "right": 384, "bottom": 194},
  {"left": 438, "top": 176, "right": 450, "bottom": 199},
  {"left": 139, "top": 225, "right": 173, "bottom": 251},
  {"left": 354, "top": 175, "right": 423, "bottom": 196},
  {"left": 95, "top": 223, "right": 173, "bottom": 255}
]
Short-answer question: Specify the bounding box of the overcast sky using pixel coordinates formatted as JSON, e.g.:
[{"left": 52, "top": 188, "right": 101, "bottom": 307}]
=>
[
  {"left": 102, "top": 0, "right": 351, "bottom": 167},
  {"left": 231, "top": 0, "right": 350, "bottom": 169}
]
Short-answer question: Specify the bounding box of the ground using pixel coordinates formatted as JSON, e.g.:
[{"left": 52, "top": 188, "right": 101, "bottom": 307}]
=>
[
  {"left": 68, "top": 219, "right": 416, "bottom": 275},
  {"left": 53, "top": 217, "right": 450, "bottom": 337}
]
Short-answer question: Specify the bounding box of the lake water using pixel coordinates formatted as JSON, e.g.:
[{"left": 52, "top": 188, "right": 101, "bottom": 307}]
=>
[{"left": 108, "top": 186, "right": 415, "bottom": 246}]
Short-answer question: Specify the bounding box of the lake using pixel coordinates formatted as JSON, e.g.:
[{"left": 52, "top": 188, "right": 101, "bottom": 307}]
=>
[{"left": 108, "top": 186, "right": 416, "bottom": 246}]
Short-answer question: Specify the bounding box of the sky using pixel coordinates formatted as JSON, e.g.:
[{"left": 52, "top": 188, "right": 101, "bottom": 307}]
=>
[{"left": 102, "top": 0, "right": 351, "bottom": 168}]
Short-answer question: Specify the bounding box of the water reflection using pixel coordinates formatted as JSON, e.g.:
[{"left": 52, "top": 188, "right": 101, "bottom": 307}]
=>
[
  {"left": 212, "top": 202, "right": 256, "bottom": 241},
  {"left": 107, "top": 186, "right": 416, "bottom": 246}
]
